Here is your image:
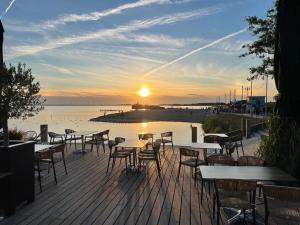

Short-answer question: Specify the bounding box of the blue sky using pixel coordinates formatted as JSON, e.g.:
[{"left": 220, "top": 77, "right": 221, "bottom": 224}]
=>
[{"left": 1, "top": 0, "right": 276, "bottom": 104}]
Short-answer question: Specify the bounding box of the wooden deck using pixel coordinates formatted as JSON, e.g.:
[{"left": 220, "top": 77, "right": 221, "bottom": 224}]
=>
[{"left": 0, "top": 145, "right": 263, "bottom": 225}]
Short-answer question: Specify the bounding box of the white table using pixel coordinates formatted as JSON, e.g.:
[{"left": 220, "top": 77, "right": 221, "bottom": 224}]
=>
[
  {"left": 189, "top": 142, "right": 221, "bottom": 150},
  {"left": 204, "top": 133, "right": 228, "bottom": 138},
  {"left": 116, "top": 139, "right": 148, "bottom": 172},
  {"left": 71, "top": 131, "right": 97, "bottom": 153},
  {"left": 35, "top": 144, "right": 53, "bottom": 152}
]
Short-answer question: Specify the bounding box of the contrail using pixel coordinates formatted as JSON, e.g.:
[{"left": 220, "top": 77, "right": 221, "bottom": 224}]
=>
[
  {"left": 0, "top": 0, "right": 17, "bottom": 19},
  {"left": 143, "top": 28, "right": 247, "bottom": 78}
]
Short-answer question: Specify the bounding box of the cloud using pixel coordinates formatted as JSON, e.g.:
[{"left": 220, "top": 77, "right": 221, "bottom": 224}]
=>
[
  {"left": 142, "top": 28, "right": 247, "bottom": 77},
  {"left": 40, "top": 63, "right": 73, "bottom": 75},
  {"left": 7, "top": 5, "right": 224, "bottom": 59},
  {"left": 35, "top": 0, "right": 198, "bottom": 30}
]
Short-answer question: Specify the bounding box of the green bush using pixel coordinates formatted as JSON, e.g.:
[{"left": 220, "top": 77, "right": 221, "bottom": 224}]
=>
[
  {"left": 8, "top": 128, "right": 24, "bottom": 140},
  {"left": 202, "top": 116, "right": 230, "bottom": 133},
  {"left": 258, "top": 113, "right": 300, "bottom": 178}
]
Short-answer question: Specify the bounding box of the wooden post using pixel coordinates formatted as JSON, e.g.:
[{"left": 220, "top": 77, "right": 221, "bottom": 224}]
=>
[
  {"left": 40, "top": 124, "right": 48, "bottom": 143},
  {"left": 191, "top": 126, "right": 197, "bottom": 143}
]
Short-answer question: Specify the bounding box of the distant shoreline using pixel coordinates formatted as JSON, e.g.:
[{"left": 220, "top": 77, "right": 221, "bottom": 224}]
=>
[{"left": 90, "top": 108, "right": 210, "bottom": 123}]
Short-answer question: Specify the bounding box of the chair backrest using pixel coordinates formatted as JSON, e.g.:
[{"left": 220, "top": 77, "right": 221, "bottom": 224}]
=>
[
  {"left": 23, "top": 131, "right": 37, "bottom": 141},
  {"left": 52, "top": 144, "right": 65, "bottom": 153},
  {"left": 179, "top": 147, "right": 199, "bottom": 158},
  {"left": 263, "top": 185, "right": 300, "bottom": 202},
  {"left": 215, "top": 179, "right": 257, "bottom": 192},
  {"left": 102, "top": 129, "right": 110, "bottom": 139},
  {"left": 206, "top": 154, "right": 235, "bottom": 166},
  {"left": 238, "top": 156, "right": 265, "bottom": 166},
  {"left": 138, "top": 133, "right": 153, "bottom": 141},
  {"left": 230, "top": 133, "right": 243, "bottom": 143},
  {"left": 225, "top": 142, "right": 235, "bottom": 155},
  {"left": 115, "top": 137, "right": 125, "bottom": 144},
  {"left": 204, "top": 135, "right": 221, "bottom": 143},
  {"left": 161, "top": 132, "right": 172, "bottom": 138},
  {"left": 93, "top": 131, "right": 104, "bottom": 139},
  {"left": 65, "top": 129, "right": 76, "bottom": 135},
  {"left": 108, "top": 140, "right": 116, "bottom": 153},
  {"left": 153, "top": 140, "right": 161, "bottom": 156},
  {"left": 48, "top": 132, "right": 56, "bottom": 138}
]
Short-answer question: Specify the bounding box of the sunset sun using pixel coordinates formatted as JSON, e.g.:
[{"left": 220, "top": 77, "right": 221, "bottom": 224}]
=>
[{"left": 137, "top": 86, "right": 151, "bottom": 98}]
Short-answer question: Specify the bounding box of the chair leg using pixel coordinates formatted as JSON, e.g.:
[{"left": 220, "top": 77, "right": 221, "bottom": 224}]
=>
[
  {"left": 36, "top": 160, "right": 42, "bottom": 192},
  {"left": 51, "top": 157, "right": 57, "bottom": 184},
  {"left": 201, "top": 179, "right": 204, "bottom": 204},
  {"left": 96, "top": 144, "right": 99, "bottom": 157},
  {"left": 213, "top": 194, "right": 216, "bottom": 218},
  {"left": 102, "top": 142, "right": 105, "bottom": 153},
  {"left": 62, "top": 152, "right": 67, "bottom": 175},
  {"left": 177, "top": 163, "right": 181, "bottom": 179},
  {"left": 75, "top": 139, "right": 77, "bottom": 150},
  {"left": 171, "top": 142, "right": 174, "bottom": 152},
  {"left": 155, "top": 158, "right": 161, "bottom": 173},
  {"left": 217, "top": 206, "right": 220, "bottom": 225},
  {"left": 252, "top": 206, "right": 256, "bottom": 224},
  {"left": 106, "top": 156, "right": 111, "bottom": 173},
  {"left": 125, "top": 157, "right": 128, "bottom": 171},
  {"left": 241, "top": 142, "right": 244, "bottom": 155}
]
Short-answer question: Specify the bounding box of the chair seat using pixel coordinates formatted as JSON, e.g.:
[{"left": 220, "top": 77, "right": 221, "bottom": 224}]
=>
[
  {"left": 270, "top": 207, "right": 300, "bottom": 222},
  {"left": 138, "top": 154, "right": 155, "bottom": 160},
  {"left": 162, "top": 139, "right": 172, "bottom": 143},
  {"left": 181, "top": 158, "right": 206, "bottom": 167},
  {"left": 111, "top": 152, "right": 130, "bottom": 158},
  {"left": 66, "top": 137, "right": 81, "bottom": 141},
  {"left": 140, "top": 149, "right": 154, "bottom": 154},
  {"left": 219, "top": 191, "right": 252, "bottom": 209}
]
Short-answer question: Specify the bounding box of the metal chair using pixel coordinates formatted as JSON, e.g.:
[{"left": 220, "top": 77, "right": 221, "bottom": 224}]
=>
[
  {"left": 84, "top": 131, "right": 108, "bottom": 156},
  {"left": 138, "top": 139, "right": 161, "bottom": 173},
  {"left": 23, "top": 131, "right": 37, "bottom": 141},
  {"left": 178, "top": 147, "right": 206, "bottom": 182},
  {"left": 64, "top": 129, "right": 81, "bottom": 151},
  {"left": 237, "top": 155, "right": 264, "bottom": 166},
  {"left": 161, "top": 131, "right": 174, "bottom": 152},
  {"left": 138, "top": 133, "right": 154, "bottom": 150},
  {"left": 200, "top": 154, "right": 235, "bottom": 204},
  {"left": 106, "top": 140, "right": 131, "bottom": 173},
  {"left": 35, "top": 144, "right": 67, "bottom": 192},
  {"left": 214, "top": 179, "right": 257, "bottom": 225},
  {"left": 263, "top": 185, "right": 300, "bottom": 225},
  {"left": 48, "top": 132, "right": 65, "bottom": 145}
]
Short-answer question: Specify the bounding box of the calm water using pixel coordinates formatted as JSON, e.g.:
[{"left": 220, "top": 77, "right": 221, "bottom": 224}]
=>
[{"left": 8, "top": 106, "right": 204, "bottom": 145}]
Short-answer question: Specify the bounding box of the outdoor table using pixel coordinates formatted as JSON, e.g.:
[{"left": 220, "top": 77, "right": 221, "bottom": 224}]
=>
[
  {"left": 204, "top": 133, "right": 228, "bottom": 138},
  {"left": 35, "top": 144, "right": 53, "bottom": 152},
  {"left": 116, "top": 139, "right": 147, "bottom": 172},
  {"left": 199, "top": 165, "right": 298, "bottom": 224},
  {"left": 71, "top": 131, "right": 97, "bottom": 153},
  {"left": 189, "top": 142, "right": 222, "bottom": 155}
]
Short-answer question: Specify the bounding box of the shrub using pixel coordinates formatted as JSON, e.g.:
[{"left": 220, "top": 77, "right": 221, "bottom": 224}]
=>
[
  {"left": 258, "top": 113, "right": 300, "bottom": 178},
  {"left": 8, "top": 128, "right": 24, "bottom": 140},
  {"left": 202, "top": 116, "right": 230, "bottom": 133}
]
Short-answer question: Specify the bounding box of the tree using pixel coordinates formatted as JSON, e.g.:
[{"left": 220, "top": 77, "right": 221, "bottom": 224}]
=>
[
  {"left": 240, "top": 2, "right": 277, "bottom": 80},
  {"left": 0, "top": 63, "right": 44, "bottom": 146}
]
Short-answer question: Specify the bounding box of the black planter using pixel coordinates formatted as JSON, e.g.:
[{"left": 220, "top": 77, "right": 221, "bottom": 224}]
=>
[{"left": 0, "top": 141, "right": 35, "bottom": 216}]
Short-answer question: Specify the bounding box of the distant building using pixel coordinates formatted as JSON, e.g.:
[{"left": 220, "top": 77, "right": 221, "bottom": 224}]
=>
[{"left": 246, "top": 96, "right": 266, "bottom": 114}]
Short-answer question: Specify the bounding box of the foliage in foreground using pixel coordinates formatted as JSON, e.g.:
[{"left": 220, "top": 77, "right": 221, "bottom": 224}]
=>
[
  {"left": 240, "top": 1, "right": 277, "bottom": 80},
  {"left": 258, "top": 113, "right": 300, "bottom": 178},
  {"left": 0, "top": 63, "right": 44, "bottom": 145}
]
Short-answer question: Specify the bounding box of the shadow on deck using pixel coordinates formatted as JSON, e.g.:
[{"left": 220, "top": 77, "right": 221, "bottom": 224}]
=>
[{"left": 0, "top": 146, "right": 264, "bottom": 225}]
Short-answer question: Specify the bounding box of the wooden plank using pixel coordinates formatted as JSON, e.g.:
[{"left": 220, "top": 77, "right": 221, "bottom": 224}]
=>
[
  {"left": 156, "top": 153, "right": 180, "bottom": 225},
  {"left": 168, "top": 152, "right": 185, "bottom": 225},
  {"left": 145, "top": 151, "right": 178, "bottom": 225}
]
